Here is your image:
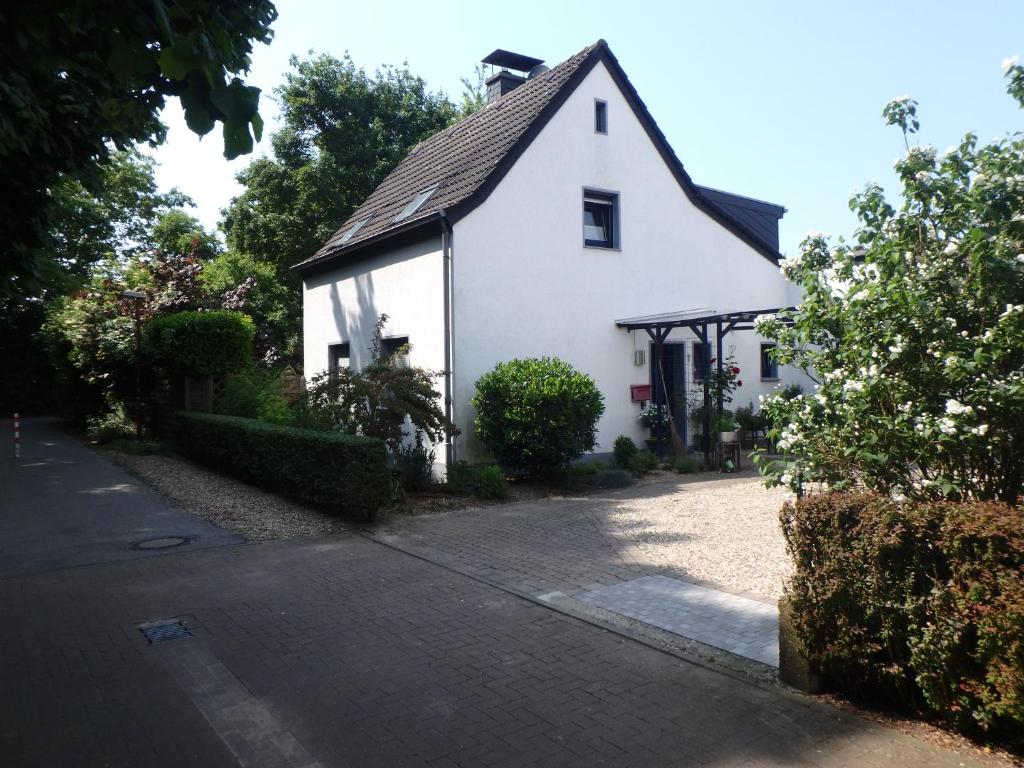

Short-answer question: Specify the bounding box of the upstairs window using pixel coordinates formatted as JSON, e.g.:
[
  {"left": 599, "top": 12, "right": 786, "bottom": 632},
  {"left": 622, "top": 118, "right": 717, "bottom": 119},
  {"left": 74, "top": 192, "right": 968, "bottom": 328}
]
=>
[
  {"left": 380, "top": 336, "right": 410, "bottom": 368},
  {"left": 693, "top": 342, "right": 711, "bottom": 380},
  {"left": 394, "top": 184, "right": 439, "bottom": 223},
  {"left": 583, "top": 190, "right": 618, "bottom": 248},
  {"left": 595, "top": 99, "right": 608, "bottom": 134},
  {"left": 328, "top": 342, "right": 350, "bottom": 375},
  {"left": 760, "top": 343, "right": 779, "bottom": 379}
]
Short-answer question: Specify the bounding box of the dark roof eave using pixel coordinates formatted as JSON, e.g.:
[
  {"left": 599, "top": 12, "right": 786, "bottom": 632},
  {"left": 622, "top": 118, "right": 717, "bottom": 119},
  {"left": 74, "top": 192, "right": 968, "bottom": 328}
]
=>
[{"left": 292, "top": 212, "right": 444, "bottom": 274}]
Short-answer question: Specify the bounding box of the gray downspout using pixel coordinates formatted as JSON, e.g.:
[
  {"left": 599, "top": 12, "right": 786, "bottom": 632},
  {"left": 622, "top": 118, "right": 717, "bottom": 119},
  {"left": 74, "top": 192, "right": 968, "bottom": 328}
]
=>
[{"left": 440, "top": 210, "right": 455, "bottom": 465}]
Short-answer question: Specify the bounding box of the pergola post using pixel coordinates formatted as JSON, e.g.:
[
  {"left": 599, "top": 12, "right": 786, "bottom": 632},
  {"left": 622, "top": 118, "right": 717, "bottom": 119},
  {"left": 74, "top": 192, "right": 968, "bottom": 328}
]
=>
[{"left": 715, "top": 320, "right": 725, "bottom": 471}]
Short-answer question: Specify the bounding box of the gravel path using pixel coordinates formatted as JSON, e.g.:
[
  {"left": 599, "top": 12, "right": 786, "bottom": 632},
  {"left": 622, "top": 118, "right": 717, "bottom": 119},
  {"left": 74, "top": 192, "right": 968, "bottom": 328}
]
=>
[
  {"left": 606, "top": 472, "right": 794, "bottom": 600},
  {"left": 101, "top": 450, "right": 350, "bottom": 542}
]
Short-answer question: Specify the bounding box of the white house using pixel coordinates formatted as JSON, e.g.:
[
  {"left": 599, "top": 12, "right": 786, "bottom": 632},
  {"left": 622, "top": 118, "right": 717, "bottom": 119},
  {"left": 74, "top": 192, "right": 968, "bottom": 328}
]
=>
[{"left": 296, "top": 41, "right": 808, "bottom": 469}]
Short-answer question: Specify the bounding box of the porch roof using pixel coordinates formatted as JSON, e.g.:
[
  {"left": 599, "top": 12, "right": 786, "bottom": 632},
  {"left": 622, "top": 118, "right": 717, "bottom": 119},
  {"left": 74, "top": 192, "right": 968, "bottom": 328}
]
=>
[{"left": 615, "top": 307, "right": 792, "bottom": 341}]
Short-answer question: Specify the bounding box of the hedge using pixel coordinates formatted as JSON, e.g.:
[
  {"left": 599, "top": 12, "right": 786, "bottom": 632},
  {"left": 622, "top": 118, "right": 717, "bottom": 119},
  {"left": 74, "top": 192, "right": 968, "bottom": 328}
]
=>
[
  {"left": 782, "top": 492, "right": 1024, "bottom": 745},
  {"left": 145, "top": 310, "right": 254, "bottom": 377},
  {"left": 174, "top": 412, "right": 392, "bottom": 518}
]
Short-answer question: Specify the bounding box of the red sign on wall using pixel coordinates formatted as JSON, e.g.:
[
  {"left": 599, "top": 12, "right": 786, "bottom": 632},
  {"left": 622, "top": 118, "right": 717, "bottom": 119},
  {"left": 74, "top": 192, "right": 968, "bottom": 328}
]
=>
[{"left": 630, "top": 384, "right": 652, "bottom": 403}]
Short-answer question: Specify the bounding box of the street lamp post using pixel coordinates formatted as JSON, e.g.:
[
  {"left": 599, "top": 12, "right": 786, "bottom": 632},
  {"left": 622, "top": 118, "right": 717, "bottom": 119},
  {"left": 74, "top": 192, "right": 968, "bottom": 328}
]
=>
[{"left": 121, "top": 290, "right": 146, "bottom": 440}]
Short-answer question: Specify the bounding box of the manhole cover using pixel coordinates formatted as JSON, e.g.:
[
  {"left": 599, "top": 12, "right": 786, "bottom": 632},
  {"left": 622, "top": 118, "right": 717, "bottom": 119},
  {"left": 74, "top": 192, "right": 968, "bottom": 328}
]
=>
[
  {"left": 135, "top": 536, "right": 192, "bottom": 550},
  {"left": 139, "top": 621, "right": 191, "bottom": 644}
]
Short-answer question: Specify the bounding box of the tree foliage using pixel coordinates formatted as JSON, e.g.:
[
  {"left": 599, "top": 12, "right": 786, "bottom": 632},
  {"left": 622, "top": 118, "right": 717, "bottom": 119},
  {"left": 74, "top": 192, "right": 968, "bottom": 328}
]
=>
[
  {"left": 1, "top": 0, "right": 277, "bottom": 297},
  {"left": 756, "top": 61, "right": 1024, "bottom": 503},
  {"left": 222, "top": 52, "right": 460, "bottom": 281}
]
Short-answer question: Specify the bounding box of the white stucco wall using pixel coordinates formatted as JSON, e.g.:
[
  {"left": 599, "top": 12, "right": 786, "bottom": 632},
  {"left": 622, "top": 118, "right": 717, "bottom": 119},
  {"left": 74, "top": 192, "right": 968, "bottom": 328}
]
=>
[
  {"left": 302, "top": 235, "right": 450, "bottom": 464},
  {"left": 451, "top": 60, "right": 810, "bottom": 462}
]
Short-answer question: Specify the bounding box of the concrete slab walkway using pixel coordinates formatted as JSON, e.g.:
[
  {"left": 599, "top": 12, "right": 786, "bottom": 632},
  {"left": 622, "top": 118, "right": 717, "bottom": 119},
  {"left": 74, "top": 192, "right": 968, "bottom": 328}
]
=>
[
  {"left": 0, "top": 417, "right": 242, "bottom": 576},
  {"left": 579, "top": 575, "right": 780, "bottom": 666}
]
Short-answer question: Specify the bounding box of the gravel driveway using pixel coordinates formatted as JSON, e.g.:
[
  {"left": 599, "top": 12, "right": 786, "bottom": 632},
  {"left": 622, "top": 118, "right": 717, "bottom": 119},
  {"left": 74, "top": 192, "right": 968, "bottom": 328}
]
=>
[
  {"left": 102, "top": 449, "right": 350, "bottom": 541},
  {"left": 607, "top": 472, "right": 794, "bottom": 599}
]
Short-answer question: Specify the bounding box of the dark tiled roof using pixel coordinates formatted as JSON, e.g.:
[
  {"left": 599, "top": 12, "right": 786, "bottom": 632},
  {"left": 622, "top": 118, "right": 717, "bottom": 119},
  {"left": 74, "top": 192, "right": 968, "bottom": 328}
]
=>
[
  {"left": 298, "top": 43, "right": 602, "bottom": 269},
  {"left": 297, "top": 40, "right": 782, "bottom": 273},
  {"left": 694, "top": 186, "right": 785, "bottom": 252}
]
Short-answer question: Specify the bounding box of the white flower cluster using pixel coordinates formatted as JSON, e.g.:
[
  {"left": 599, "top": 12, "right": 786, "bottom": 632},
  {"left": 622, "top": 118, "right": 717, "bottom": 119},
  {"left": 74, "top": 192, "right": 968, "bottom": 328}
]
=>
[
  {"left": 907, "top": 145, "right": 937, "bottom": 163},
  {"left": 1000, "top": 304, "right": 1024, "bottom": 318},
  {"left": 945, "top": 399, "right": 973, "bottom": 416},
  {"left": 1004, "top": 55, "right": 1020, "bottom": 74}
]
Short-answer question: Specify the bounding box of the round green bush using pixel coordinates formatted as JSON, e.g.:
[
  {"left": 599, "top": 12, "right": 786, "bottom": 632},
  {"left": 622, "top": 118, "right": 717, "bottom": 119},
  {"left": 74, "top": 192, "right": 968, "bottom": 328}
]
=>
[
  {"left": 472, "top": 357, "right": 605, "bottom": 476},
  {"left": 145, "top": 310, "right": 254, "bottom": 377},
  {"left": 613, "top": 435, "right": 639, "bottom": 468}
]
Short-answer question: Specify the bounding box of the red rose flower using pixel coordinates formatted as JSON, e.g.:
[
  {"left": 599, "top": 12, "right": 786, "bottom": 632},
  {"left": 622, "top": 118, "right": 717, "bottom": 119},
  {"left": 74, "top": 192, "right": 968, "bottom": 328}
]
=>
[
  {"left": 737, "top": 380, "right": 743, "bottom": 387},
  {"left": 732, "top": 367, "right": 741, "bottom": 374}
]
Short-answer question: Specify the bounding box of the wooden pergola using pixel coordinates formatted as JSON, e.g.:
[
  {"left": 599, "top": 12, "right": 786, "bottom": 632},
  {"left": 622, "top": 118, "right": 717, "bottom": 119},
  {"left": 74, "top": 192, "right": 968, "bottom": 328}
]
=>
[{"left": 615, "top": 307, "right": 793, "bottom": 467}]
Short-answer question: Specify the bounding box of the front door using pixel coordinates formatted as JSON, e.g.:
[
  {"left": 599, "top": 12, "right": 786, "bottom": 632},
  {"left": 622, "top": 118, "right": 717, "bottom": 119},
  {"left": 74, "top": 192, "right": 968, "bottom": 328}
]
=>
[{"left": 650, "top": 342, "right": 687, "bottom": 444}]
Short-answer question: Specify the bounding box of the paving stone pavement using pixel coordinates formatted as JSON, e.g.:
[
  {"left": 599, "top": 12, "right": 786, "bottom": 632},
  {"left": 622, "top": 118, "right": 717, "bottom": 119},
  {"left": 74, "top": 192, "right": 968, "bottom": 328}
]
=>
[
  {"left": 373, "top": 487, "right": 784, "bottom": 669},
  {"left": 1, "top": 533, "right": 992, "bottom": 767},
  {"left": 578, "top": 575, "right": 780, "bottom": 667}
]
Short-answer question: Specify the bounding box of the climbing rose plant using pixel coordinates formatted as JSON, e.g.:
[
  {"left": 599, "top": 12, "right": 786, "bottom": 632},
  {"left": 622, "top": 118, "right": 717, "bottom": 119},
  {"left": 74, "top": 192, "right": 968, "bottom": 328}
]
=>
[{"left": 755, "top": 58, "right": 1024, "bottom": 504}]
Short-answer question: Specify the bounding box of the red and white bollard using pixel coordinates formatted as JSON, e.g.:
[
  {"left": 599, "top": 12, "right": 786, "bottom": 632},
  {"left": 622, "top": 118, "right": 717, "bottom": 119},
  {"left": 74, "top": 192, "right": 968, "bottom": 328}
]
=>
[{"left": 13, "top": 413, "right": 20, "bottom": 459}]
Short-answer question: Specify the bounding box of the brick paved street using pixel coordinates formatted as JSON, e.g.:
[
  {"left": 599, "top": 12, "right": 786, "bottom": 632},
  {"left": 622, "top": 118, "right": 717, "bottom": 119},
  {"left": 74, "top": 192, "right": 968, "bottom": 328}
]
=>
[
  {"left": 0, "top": 430, "right": 998, "bottom": 766},
  {"left": 1, "top": 534, "right": 992, "bottom": 767}
]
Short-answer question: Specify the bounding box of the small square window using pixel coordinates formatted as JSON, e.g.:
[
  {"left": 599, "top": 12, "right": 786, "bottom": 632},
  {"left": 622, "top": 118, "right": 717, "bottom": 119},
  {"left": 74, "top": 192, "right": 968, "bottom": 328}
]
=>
[
  {"left": 328, "top": 342, "right": 350, "bottom": 375},
  {"left": 380, "top": 336, "right": 410, "bottom": 368},
  {"left": 693, "top": 342, "right": 711, "bottom": 380},
  {"left": 595, "top": 100, "right": 607, "bottom": 134},
  {"left": 760, "top": 344, "right": 779, "bottom": 379},
  {"left": 583, "top": 191, "right": 617, "bottom": 248}
]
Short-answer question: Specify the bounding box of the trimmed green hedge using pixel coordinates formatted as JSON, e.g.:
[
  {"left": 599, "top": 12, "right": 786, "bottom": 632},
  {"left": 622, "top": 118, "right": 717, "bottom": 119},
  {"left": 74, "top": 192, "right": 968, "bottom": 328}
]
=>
[
  {"left": 782, "top": 492, "right": 1024, "bottom": 745},
  {"left": 174, "top": 412, "right": 391, "bottom": 518},
  {"left": 146, "top": 310, "right": 254, "bottom": 377}
]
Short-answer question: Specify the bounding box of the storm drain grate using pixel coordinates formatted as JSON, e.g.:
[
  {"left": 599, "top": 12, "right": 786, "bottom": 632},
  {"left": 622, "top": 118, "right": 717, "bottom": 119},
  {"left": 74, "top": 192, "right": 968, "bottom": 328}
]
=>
[{"left": 140, "top": 621, "right": 191, "bottom": 645}]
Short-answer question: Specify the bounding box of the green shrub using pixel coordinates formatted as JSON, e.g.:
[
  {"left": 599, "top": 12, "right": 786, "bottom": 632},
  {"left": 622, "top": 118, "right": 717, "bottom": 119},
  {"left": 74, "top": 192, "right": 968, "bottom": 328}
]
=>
[
  {"left": 782, "top": 492, "right": 1024, "bottom": 744},
  {"left": 86, "top": 398, "right": 136, "bottom": 442},
  {"left": 395, "top": 432, "right": 435, "bottom": 492},
  {"left": 218, "top": 372, "right": 291, "bottom": 425},
  {"left": 613, "top": 435, "right": 639, "bottom": 468},
  {"left": 582, "top": 469, "right": 635, "bottom": 490},
  {"left": 472, "top": 357, "right": 605, "bottom": 476},
  {"left": 565, "top": 461, "right": 603, "bottom": 476},
  {"left": 671, "top": 454, "right": 698, "bottom": 474},
  {"left": 145, "top": 310, "right": 254, "bottom": 377},
  {"left": 445, "top": 461, "right": 479, "bottom": 494},
  {"left": 173, "top": 412, "right": 391, "bottom": 518},
  {"left": 474, "top": 465, "right": 508, "bottom": 499},
  {"left": 628, "top": 451, "right": 659, "bottom": 476}
]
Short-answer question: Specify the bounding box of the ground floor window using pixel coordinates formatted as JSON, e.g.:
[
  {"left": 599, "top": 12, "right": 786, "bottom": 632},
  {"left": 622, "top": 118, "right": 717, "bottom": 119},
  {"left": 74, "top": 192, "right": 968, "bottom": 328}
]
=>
[
  {"left": 692, "top": 342, "right": 710, "bottom": 380},
  {"left": 380, "top": 336, "right": 410, "bottom": 367},
  {"left": 328, "top": 342, "right": 350, "bottom": 375},
  {"left": 760, "top": 343, "right": 779, "bottom": 379}
]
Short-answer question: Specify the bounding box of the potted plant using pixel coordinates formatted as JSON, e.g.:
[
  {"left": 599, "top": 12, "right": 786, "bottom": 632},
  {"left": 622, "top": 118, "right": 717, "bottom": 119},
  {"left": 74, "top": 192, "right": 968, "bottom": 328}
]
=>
[
  {"left": 735, "top": 402, "right": 769, "bottom": 448},
  {"left": 638, "top": 402, "right": 670, "bottom": 450}
]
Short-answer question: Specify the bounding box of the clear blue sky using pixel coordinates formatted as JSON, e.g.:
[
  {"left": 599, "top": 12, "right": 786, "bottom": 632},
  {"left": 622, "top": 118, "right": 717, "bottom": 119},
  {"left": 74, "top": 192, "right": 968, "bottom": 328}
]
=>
[{"left": 148, "top": 0, "right": 1024, "bottom": 256}]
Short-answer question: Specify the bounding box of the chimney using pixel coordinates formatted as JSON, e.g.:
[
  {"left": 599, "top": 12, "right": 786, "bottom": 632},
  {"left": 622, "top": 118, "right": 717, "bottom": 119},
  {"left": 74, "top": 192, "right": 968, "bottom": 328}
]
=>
[
  {"left": 481, "top": 49, "right": 546, "bottom": 104},
  {"left": 485, "top": 71, "right": 526, "bottom": 103}
]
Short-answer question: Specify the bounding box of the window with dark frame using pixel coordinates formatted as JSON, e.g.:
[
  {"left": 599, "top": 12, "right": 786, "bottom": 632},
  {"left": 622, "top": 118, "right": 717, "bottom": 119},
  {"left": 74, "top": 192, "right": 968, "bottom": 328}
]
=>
[
  {"left": 595, "top": 99, "right": 607, "bottom": 134},
  {"left": 760, "top": 343, "right": 779, "bottom": 379},
  {"left": 693, "top": 342, "right": 710, "bottom": 380},
  {"left": 380, "top": 336, "right": 410, "bottom": 368},
  {"left": 583, "top": 191, "right": 617, "bottom": 248},
  {"left": 328, "top": 342, "right": 350, "bottom": 375}
]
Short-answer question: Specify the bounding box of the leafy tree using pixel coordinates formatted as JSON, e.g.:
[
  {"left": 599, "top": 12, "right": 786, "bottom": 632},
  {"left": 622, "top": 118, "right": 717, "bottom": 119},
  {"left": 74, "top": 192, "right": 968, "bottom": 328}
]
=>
[
  {"left": 152, "top": 209, "right": 220, "bottom": 262},
  {"left": 459, "top": 64, "right": 488, "bottom": 118},
  {"left": 222, "top": 52, "right": 460, "bottom": 281},
  {"left": 203, "top": 251, "right": 298, "bottom": 365},
  {"left": 756, "top": 60, "right": 1024, "bottom": 504},
  {"left": 39, "top": 150, "right": 190, "bottom": 297},
  {"left": 1, "top": 0, "right": 277, "bottom": 297}
]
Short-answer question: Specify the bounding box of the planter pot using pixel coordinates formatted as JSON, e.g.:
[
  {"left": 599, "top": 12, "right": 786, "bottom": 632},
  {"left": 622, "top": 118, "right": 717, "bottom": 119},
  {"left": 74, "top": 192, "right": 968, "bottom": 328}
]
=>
[
  {"left": 719, "top": 430, "right": 739, "bottom": 443},
  {"left": 644, "top": 438, "right": 658, "bottom": 451}
]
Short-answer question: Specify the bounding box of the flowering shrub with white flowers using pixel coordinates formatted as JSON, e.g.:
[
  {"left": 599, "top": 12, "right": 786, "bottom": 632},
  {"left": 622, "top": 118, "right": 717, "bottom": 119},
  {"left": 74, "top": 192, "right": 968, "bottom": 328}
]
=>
[{"left": 756, "top": 60, "right": 1024, "bottom": 504}]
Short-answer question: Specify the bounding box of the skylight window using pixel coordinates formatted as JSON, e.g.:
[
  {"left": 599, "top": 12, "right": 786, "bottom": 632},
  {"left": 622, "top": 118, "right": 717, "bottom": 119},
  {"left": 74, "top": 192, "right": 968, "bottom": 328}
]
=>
[
  {"left": 338, "top": 215, "right": 371, "bottom": 243},
  {"left": 393, "top": 184, "right": 439, "bottom": 223}
]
